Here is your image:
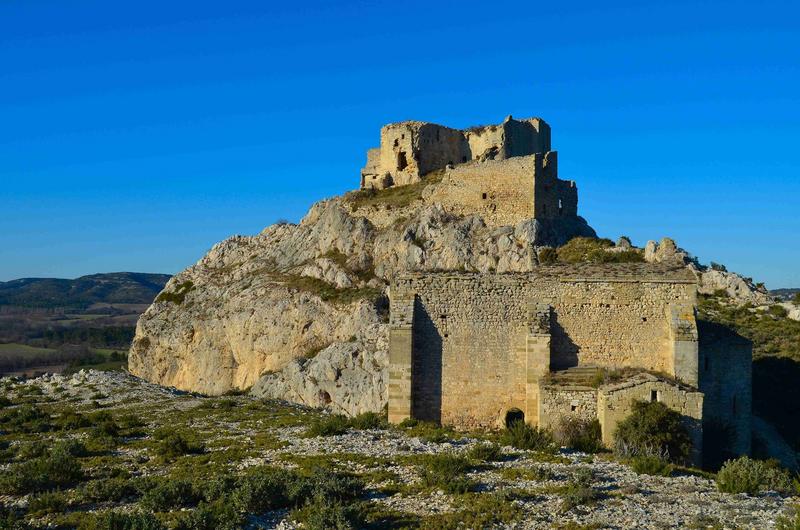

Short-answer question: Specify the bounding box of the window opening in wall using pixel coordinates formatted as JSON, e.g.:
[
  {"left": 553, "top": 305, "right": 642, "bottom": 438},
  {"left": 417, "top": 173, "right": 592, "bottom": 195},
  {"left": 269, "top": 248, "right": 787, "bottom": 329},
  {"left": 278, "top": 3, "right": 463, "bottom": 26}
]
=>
[
  {"left": 401, "top": 134, "right": 405, "bottom": 139},
  {"left": 650, "top": 390, "right": 659, "bottom": 402},
  {"left": 397, "top": 151, "right": 408, "bottom": 171},
  {"left": 642, "top": 317, "right": 648, "bottom": 322},
  {"left": 570, "top": 404, "right": 577, "bottom": 412},
  {"left": 482, "top": 193, "right": 488, "bottom": 200},
  {"left": 393, "top": 139, "right": 399, "bottom": 147},
  {"left": 505, "top": 409, "right": 524, "bottom": 428}
]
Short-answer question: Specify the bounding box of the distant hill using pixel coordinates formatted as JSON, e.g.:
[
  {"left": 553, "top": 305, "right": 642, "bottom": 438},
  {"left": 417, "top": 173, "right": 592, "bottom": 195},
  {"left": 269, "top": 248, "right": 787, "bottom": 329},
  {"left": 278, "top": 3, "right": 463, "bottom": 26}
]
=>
[
  {"left": 771, "top": 288, "right": 800, "bottom": 301},
  {"left": 0, "top": 272, "right": 171, "bottom": 310}
]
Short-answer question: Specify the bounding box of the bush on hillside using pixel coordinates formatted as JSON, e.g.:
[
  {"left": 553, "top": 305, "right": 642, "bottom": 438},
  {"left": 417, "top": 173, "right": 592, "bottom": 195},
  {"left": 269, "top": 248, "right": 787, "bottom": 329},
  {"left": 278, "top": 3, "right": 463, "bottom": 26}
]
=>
[
  {"left": 77, "top": 511, "right": 164, "bottom": 530},
  {"left": 554, "top": 417, "right": 603, "bottom": 453},
  {"left": 716, "top": 456, "right": 795, "bottom": 495},
  {"left": 613, "top": 400, "right": 691, "bottom": 464},
  {"left": 152, "top": 428, "right": 204, "bottom": 460},
  {"left": 628, "top": 455, "right": 674, "bottom": 476},
  {"left": 557, "top": 237, "right": 644, "bottom": 264},
  {"left": 467, "top": 442, "right": 503, "bottom": 462},
  {"left": 416, "top": 454, "right": 474, "bottom": 494},
  {"left": 0, "top": 445, "right": 83, "bottom": 494},
  {"left": 500, "top": 421, "right": 555, "bottom": 452},
  {"left": 537, "top": 247, "right": 557, "bottom": 265}
]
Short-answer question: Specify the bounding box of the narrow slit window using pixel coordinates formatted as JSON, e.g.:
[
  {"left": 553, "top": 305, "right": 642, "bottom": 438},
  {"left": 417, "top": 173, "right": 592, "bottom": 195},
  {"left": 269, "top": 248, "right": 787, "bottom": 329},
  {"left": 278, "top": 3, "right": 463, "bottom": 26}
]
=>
[{"left": 650, "top": 390, "right": 658, "bottom": 402}]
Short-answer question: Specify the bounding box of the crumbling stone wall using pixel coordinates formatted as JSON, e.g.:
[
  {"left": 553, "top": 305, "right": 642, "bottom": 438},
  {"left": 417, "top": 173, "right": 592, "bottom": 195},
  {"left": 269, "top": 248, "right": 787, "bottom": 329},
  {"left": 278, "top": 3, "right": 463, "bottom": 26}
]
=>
[
  {"left": 389, "top": 264, "right": 698, "bottom": 427},
  {"left": 538, "top": 385, "right": 598, "bottom": 431},
  {"left": 464, "top": 117, "right": 551, "bottom": 161},
  {"left": 360, "top": 115, "right": 551, "bottom": 190},
  {"left": 426, "top": 152, "right": 581, "bottom": 227},
  {"left": 698, "top": 320, "right": 752, "bottom": 459}
]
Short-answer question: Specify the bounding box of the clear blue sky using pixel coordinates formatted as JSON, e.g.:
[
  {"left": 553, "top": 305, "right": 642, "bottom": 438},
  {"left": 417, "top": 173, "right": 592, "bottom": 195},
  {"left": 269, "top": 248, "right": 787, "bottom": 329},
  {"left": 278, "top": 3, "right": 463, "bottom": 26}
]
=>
[{"left": 1, "top": 1, "right": 798, "bottom": 288}]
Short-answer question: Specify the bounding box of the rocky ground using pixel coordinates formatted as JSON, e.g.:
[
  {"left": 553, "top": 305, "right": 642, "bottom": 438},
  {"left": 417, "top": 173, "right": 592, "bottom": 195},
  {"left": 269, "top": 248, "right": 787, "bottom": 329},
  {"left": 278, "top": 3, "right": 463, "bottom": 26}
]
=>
[{"left": 1, "top": 370, "right": 797, "bottom": 529}]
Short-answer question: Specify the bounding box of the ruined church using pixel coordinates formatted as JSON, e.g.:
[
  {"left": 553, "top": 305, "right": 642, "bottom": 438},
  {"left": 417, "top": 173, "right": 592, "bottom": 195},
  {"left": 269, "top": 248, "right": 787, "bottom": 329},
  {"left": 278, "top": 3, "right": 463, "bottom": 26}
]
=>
[{"left": 361, "top": 115, "right": 752, "bottom": 466}]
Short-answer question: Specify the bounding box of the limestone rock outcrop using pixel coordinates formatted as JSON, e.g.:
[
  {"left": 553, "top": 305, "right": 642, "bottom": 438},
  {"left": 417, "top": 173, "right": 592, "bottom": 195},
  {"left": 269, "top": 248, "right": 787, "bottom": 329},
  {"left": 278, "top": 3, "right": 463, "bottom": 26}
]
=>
[
  {"left": 645, "top": 237, "right": 772, "bottom": 305},
  {"left": 250, "top": 340, "right": 388, "bottom": 416}
]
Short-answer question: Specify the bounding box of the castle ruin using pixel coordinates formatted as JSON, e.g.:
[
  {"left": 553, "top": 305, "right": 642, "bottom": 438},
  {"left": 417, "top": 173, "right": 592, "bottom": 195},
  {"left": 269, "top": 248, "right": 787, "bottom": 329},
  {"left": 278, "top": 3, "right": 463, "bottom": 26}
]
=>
[
  {"left": 360, "top": 115, "right": 584, "bottom": 230},
  {"left": 376, "top": 116, "right": 753, "bottom": 467}
]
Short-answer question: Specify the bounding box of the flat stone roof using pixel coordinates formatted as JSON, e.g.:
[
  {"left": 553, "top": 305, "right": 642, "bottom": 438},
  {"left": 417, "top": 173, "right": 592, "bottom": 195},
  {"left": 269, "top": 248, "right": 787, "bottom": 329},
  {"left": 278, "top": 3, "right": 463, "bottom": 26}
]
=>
[{"left": 396, "top": 263, "right": 698, "bottom": 284}]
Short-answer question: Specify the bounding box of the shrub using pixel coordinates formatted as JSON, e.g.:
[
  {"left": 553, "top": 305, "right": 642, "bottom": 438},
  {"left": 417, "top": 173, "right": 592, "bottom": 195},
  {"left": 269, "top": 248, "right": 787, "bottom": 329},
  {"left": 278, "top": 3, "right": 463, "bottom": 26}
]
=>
[
  {"left": 397, "top": 419, "right": 455, "bottom": 443},
  {"left": 153, "top": 429, "right": 204, "bottom": 460},
  {"left": 55, "top": 438, "right": 88, "bottom": 457},
  {"left": 57, "top": 409, "right": 92, "bottom": 430},
  {"left": 419, "top": 492, "right": 522, "bottom": 529},
  {"left": 777, "top": 505, "right": 800, "bottom": 530},
  {"left": 15, "top": 440, "right": 48, "bottom": 460},
  {"left": 82, "top": 477, "right": 138, "bottom": 502},
  {"left": 0, "top": 445, "right": 83, "bottom": 494},
  {"left": 140, "top": 478, "right": 202, "bottom": 511},
  {"left": 716, "top": 456, "right": 794, "bottom": 495},
  {"left": 557, "top": 237, "right": 644, "bottom": 264},
  {"left": 156, "top": 280, "right": 195, "bottom": 305},
  {"left": 537, "top": 247, "right": 557, "bottom": 265},
  {"left": 27, "top": 490, "right": 68, "bottom": 516},
  {"left": 555, "top": 417, "right": 603, "bottom": 453},
  {"left": 628, "top": 455, "right": 674, "bottom": 476},
  {"left": 291, "top": 494, "right": 356, "bottom": 530},
  {"left": 349, "top": 411, "right": 387, "bottom": 430},
  {"left": 559, "top": 481, "right": 600, "bottom": 511},
  {"left": 0, "top": 396, "right": 12, "bottom": 408},
  {"left": 0, "top": 404, "right": 51, "bottom": 433},
  {"left": 417, "top": 454, "right": 474, "bottom": 494},
  {"left": 77, "top": 511, "right": 165, "bottom": 530},
  {"left": 769, "top": 305, "right": 789, "bottom": 318},
  {"left": 500, "top": 422, "right": 555, "bottom": 452},
  {"left": 175, "top": 500, "right": 245, "bottom": 530},
  {"left": 467, "top": 442, "right": 503, "bottom": 462},
  {"left": 793, "top": 293, "right": 800, "bottom": 305},
  {"left": 231, "top": 467, "right": 297, "bottom": 513},
  {"left": 613, "top": 400, "right": 691, "bottom": 464},
  {"left": 305, "top": 414, "right": 350, "bottom": 437}
]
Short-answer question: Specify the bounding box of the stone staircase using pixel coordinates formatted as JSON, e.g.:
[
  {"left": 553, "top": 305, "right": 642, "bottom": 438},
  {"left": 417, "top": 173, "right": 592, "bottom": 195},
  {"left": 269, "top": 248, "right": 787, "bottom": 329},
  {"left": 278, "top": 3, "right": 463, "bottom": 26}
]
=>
[{"left": 546, "top": 365, "right": 605, "bottom": 387}]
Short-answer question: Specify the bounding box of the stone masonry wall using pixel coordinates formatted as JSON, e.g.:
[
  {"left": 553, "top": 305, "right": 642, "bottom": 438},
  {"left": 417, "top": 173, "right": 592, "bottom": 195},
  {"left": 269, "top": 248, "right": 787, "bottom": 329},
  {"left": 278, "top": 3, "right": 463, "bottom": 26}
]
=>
[
  {"left": 390, "top": 265, "right": 697, "bottom": 427},
  {"left": 698, "top": 320, "right": 752, "bottom": 459},
  {"left": 538, "top": 385, "right": 598, "bottom": 432},
  {"left": 426, "top": 153, "right": 582, "bottom": 227}
]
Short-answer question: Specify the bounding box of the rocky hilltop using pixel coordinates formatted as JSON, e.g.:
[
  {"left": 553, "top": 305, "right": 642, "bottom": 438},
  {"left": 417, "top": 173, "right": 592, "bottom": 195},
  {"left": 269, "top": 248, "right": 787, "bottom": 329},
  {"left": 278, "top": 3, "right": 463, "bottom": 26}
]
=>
[{"left": 129, "top": 172, "right": 771, "bottom": 416}]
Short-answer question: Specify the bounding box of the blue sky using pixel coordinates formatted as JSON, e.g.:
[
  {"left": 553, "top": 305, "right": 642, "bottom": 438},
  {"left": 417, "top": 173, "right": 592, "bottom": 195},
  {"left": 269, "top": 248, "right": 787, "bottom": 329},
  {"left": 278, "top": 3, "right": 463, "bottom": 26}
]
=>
[{"left": 1, "top": 0, "right": 798, "bottom": 287}]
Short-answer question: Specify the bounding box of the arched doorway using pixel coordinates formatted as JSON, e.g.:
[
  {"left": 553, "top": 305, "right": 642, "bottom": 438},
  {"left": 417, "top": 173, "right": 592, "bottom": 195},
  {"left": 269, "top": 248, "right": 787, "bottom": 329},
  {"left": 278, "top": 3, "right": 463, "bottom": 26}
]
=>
[{"left": 505, "top": 408, "right": 524, "bottom": 428}]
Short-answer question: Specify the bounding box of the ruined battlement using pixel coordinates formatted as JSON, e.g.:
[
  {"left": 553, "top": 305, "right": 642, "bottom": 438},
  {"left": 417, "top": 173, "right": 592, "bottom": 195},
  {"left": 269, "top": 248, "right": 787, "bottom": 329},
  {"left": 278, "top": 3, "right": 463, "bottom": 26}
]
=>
[
  {"left": 360, "top": 115, "right": 551, "bottom": 190},
  {"left": 359, "top": 115, "right": 586, "bottom": 228}
]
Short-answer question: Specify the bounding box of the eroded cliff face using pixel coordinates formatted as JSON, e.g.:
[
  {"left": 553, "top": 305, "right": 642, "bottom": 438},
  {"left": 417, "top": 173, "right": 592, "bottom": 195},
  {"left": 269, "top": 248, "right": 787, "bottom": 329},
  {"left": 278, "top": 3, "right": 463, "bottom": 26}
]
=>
[{"left": 129, "top": 184, "right": 596, "bottom": 408}]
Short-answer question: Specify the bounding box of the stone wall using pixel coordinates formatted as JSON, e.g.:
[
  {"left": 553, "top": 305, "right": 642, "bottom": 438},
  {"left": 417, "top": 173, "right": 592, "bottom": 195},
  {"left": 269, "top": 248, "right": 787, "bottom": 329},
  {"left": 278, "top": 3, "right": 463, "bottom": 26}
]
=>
[
  {"left": 389, "top": 264, "right": 698, "bottom": 427},
  {"left": 425, "top": 152, "right": 582, "bottom": 227},
  {"left": 538, "top": 385, "right": 598, "bottom": 431},
  {"left": 698, "top": 320, "right": 752, "bottom": 460},
  {"left": 464, "top": 117, "right": 551, "bottom": 161}
]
